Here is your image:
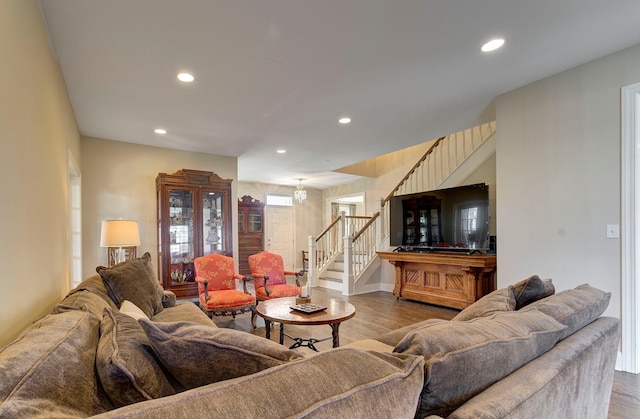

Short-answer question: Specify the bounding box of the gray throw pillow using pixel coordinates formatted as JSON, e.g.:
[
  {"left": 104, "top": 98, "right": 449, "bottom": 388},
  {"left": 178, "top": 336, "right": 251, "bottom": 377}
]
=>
[
  {"left": 452, "top": 286, "right": 516, "bottom": 321},
  {"left": 138, "top": 319, "right": 303, "bottom": 390},
  {"left": 97, "top": 308, "right": 176, "bottom": 407},
  {"left": 393, "top": 308, "right": 567, "bottom": 417},
  {"left": 512, "top": 275, "right": 555, "bottom": 309},
  {"left": 0, "top": 310, "right": 108, "bottom": 417},
  {"left": 97, "top": 253, "right": 165, "bottom": 318},
  {"left": 84, "top": 348, "right": 425, "bottom": 418},
  {"left": 524, "top": 283, "right": 611, "bottom": 340}
]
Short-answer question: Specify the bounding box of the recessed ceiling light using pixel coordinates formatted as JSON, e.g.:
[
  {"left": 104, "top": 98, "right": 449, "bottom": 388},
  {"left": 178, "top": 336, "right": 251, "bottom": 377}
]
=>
[
  {"left": 481, "top": 38, "right": 505, "bottom": 53},
  {"left": 277, "top": 149, "right": 287, "bottom": 154},
  {"left": 177, "top": 72, "right": 195, "bottom": 82},
  {"left": 154, "top": 128, "right": 167, "bottom": 134},
  {"left": 338, "top": 117, "right": 351, "bottom": 124}
]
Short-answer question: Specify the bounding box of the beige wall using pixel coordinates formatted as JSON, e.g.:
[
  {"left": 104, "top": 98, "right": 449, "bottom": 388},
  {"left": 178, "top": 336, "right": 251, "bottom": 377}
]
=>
[
  {"left": 81, "top": 137, "right": 238, "bottom": 279},
  {"left": 496, "top": 44, "right": 640, "bottom": 320},
  {"left": 0, "top": 0, "right": 82, "bottom": 347}
]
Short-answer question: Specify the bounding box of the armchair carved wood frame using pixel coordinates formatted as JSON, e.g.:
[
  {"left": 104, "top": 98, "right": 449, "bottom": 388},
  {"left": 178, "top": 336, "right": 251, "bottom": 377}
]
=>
[{"left": 194, "top": 253, "right": 257, "bottom": 329}]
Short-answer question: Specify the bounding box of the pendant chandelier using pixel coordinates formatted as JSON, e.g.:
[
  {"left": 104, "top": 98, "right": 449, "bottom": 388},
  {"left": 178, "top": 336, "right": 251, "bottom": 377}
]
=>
[{"left": 294, "top": 178, "right": 307, "bottom": 203}]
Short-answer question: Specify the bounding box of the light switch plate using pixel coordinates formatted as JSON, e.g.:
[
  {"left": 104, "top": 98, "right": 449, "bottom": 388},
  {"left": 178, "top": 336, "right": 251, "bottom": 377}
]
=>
[{"left": 606, "top": 224, "right": 619, "bottom": 239}]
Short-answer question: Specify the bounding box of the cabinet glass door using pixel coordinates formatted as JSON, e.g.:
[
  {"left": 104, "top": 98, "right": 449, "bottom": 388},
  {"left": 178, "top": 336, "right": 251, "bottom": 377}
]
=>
[
  {"left": 169, "top": 189, "right": 194, "bottom": 283},
  {"left": 248, "top": 209, "right": 262, "bottom": 232},
  {"left": 238, "top": 209, "right": 245, "bottom": 233},
  {"left": 202, "top": 191, "right": 224, "bottom": 255}
]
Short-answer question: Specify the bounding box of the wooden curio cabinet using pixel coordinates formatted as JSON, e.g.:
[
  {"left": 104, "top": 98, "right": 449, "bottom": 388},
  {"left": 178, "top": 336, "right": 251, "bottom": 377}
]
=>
[
  {"left": 402, "top": 196, "right": 443, "bottom": 246},
  {"left": 156, "top": 169, "right": 233, "bottom": 299},
  {"left": 237, "top": 195, "right": 265, "bottom": 276}
]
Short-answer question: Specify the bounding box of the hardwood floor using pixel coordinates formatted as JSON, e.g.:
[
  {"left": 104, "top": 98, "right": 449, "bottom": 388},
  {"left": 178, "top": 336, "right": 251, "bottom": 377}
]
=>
[{"left": 215, "top": 287, "right": 639, "bottom": 418}]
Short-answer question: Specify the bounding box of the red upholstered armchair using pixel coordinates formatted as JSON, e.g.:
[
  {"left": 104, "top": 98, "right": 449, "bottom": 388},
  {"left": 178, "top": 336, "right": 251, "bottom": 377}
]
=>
[
  {"left": 194, "top": 253, "right": 256, "bottom": 329},
  {"left": 248, "top": 251, "right": 303, "bottom": 301}
]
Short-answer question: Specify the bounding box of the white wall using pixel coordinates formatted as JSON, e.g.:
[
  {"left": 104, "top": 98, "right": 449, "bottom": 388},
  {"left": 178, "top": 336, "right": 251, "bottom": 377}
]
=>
[
  {"left": 0, "top": 0, "right": 81, "bottom": 347},
  {"left": 81, "top": 137, "right": 238, "bottom": 279},
  {"left": 496, "top": 44, "right": 640, "bottom": 320}
]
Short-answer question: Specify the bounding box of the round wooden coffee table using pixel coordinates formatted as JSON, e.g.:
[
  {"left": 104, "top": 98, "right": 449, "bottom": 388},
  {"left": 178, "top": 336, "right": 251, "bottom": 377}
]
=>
[{"left": 256, "top": 297, "right": 356, "bottom": 351}]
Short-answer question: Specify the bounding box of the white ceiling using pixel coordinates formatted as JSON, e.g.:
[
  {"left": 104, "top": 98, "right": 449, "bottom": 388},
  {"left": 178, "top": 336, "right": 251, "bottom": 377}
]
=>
[{"left": 39, "top": 0, "right": 640, "bottom": 189}]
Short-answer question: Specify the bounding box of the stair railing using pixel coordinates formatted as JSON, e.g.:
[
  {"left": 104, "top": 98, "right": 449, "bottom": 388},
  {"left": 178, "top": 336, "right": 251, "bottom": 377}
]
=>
[
  {"left": 343, "top": 211, "right": 380, "bottom": 294},
  {"left": 313, "top": 212, "right": 345, "bottom": 275},
  {"left": 380, "top": 121, "right": 496, "bottom": 240}
]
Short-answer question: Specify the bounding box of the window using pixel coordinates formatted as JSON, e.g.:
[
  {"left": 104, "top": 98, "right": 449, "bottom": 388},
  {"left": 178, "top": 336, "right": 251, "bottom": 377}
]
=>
[
  {"left": 266, "top": 195, "right": 293, "bottom": 206},
  {"left": 455, "top": 202, "right": 487, "bottom": 248}
]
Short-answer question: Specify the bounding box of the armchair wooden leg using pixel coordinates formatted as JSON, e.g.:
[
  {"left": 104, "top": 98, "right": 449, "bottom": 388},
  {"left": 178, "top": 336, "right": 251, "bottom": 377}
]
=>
[{"left": 250, "top": 307, "right": 257, "bottom": 329}]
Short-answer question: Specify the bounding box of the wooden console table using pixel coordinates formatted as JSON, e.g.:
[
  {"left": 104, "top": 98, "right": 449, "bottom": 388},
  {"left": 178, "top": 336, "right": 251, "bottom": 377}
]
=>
[{"left": 378, "top": 251, "right": 497, "bottom": 310}]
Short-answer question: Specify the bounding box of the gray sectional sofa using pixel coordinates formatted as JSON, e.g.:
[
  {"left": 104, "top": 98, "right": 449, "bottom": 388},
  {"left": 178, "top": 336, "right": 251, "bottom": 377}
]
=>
[{"left": 0, "top": 253, "right": 620, "bottom": 418}]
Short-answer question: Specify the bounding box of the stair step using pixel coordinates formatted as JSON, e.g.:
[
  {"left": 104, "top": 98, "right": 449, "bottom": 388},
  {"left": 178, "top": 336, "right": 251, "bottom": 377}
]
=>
[
  {"left": 319, "top": 276, "right": 341, "bottom": 283},
  {"left": 323, "top": 269, "right": 343, "bottom": 280}
]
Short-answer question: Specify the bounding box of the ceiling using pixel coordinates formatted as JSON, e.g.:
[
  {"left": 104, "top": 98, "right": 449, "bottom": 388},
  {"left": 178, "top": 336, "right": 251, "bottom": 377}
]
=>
[{"left": 39, "top": 0, "right": 640, "bottom": 189}]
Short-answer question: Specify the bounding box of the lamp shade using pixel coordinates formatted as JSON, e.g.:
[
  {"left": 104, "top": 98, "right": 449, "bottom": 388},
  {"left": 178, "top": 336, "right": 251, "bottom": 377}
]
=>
[{"left": 100, "top": 220, "right": 141, "bottom": 247}]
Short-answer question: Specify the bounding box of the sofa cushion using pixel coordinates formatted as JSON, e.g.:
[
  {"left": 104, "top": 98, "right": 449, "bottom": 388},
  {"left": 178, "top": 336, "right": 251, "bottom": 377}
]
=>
[
  {"left": 452, "top": 286, "right": 516, "bottom": 321},
  {"left": 512, "top": 275, "right": 555, "bottom": 309},
  {"left": 376, "top": 318, "right": 450, "bottom": 347},
  {"left": 150, "top": 301, "right": 217, "bottom": 327},
  {"left": 55, "top": 289, "right": 114, "bottom": 318},
  {"left": 0, "top": 310, "right": 108, "bottom": 417},
  {"left": 524, "top": 284, "right": 611, "bottom": 340},
  {"left": 64, "top": 274, "right": 119, "bottom": 311},
  {"left": 393, "top": 308, "right": 567, "bottom": 417},
  {"left": 138, "top": 319, "right": 302, "bottom": 390},
  {"left": 97, "top": 308, "right": 176, "bottom": 407},
  {"left": 97, "top": 254, "right": 165, "bottom": 318},
  {"left": 342, "top": 339, "right": 395, "bottom": 353},
  {"left": 93, "top": 348, "right": 425, "bottom": 419}
]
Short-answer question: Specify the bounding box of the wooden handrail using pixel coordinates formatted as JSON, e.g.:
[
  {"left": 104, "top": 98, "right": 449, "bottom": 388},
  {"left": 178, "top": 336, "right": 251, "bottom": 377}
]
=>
[
  {"left": 316, "top": 213, "right": 343, "bottom": 242},
  {"left": 352, "top": 212, "right": 380, "bottom": 242},
  {"left": 381, "top": 136, "right": 446, "bottom": 206},
  {"left": 345, "top": 215, "right": 372, "bottom": 220}
]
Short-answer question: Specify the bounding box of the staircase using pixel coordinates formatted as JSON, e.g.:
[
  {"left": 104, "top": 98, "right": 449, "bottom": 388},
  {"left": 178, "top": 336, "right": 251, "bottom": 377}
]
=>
[
  {"left": 317, "top": 254, "right": 344, "bottom": 290},
  {"left": 308, "top": 121, "right": 496, "bottom": 295}
]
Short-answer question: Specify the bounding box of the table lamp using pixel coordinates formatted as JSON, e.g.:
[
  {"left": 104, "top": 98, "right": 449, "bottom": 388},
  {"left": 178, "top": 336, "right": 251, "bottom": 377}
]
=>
[{"left": 100, "top": 219, "right": 141, "bottom": 266}]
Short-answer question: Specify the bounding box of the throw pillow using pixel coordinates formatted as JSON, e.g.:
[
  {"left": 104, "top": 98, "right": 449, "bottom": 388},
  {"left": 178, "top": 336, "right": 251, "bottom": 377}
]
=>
[
  {"left": 138, "top": 318, "right": 303, "bottom": 390},
  {"left": 120, "top": 300, "right": 149, "bottom": 320},
  {"left": 393, "top": 308, "right": 567, "bottom": 417},
  {"left": 97, "top": 253, "right": 165, "bottom": 318},
  {"left": 0, "top": 310, "right": 107, "bottom": 417},
  {"left": 85, "top": 348, "right": 425, "bottom": 418},
  {"left": 524, "top": 283, "right": 611, "bottom": 340},
  {"left": 512, "top": 275, "right": 555, "bottom": 309},
  {"left": 96, "top": 308, "right": 175, "bottom": 407},
  {"left": 452, "top": 286, "right": 516, "bottom": 321}
]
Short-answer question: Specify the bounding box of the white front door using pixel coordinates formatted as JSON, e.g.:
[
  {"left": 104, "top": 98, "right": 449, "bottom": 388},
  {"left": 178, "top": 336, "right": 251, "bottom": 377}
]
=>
[{"left": 265, "top": 205, "right": 295, "bottom": 270}]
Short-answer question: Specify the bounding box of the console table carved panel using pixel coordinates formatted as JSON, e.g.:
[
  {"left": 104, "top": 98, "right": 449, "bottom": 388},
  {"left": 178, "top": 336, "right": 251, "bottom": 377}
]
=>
[{"left": 377, "top": 252, "right": 497, "bottom": 310}]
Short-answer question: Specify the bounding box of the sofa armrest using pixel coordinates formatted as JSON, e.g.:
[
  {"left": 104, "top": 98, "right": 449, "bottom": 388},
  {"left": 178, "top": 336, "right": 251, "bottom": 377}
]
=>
[{"left": 162, "top": 290, "right": 177, "bottom": 308}]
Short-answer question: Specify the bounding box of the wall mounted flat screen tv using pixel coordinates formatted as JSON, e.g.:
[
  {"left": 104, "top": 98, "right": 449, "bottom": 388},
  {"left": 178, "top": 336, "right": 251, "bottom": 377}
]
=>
[{"left": 389, "top": 183, "right": 490, "bottom": 251}]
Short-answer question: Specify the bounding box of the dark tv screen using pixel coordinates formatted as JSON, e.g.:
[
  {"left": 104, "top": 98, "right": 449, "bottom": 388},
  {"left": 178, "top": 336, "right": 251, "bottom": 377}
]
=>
[{"left": 389, "top": 183, "right": 490, "bottom": 250}]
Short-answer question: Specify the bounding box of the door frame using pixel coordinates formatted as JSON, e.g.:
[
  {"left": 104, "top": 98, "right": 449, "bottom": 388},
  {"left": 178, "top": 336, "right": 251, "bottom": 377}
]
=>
[{"left": 620, "top": 81, "right": 640, "bottom": 373}]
